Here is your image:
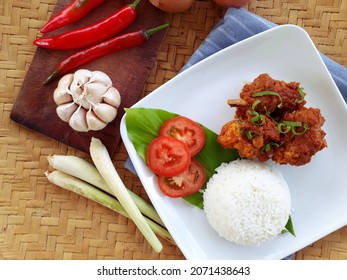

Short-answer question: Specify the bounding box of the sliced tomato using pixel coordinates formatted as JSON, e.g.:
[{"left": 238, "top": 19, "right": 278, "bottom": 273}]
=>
[
  {"left": 157, "top": 160, "right": 206, "bottom": 198},
  {"left": 146, "top": 136, "right": 191, "bottom": 177},
  {"left": 160, "top": 116, "right": 205, "bottom": 157}
]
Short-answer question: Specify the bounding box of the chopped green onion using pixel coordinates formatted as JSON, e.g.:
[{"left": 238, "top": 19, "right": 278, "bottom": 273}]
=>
[
  {"left": 250, "top": 114, "right": 259, "bottom": 123},
  {"left": 261, "top": 143, "right": 272, "bottom": 153},
  {"left": 252, "top": 91, "right": 283, "bottom": 108},
  {"left": 251, "top": 113, "right": 265, "bottom": 125},
  {"left": 295, "top": 87, "right": 306, "bottom": 103},
  {"left": 292, "top": 123, "right": 310, "bottom": 135},
  {"left": 277, "top": 123, "right": 291, "bottom": 134},
  {"left": 263, "top": 106, "right": 269, "bottom": 115},
  {"left": 257, "top": 115, "right": 265, "bottom": 125},
  {"left": 90, "top": 137, "right": 163, "bottom": 253},
  {"left": 251, "top": 99, "right": 261, "bottom": 111},
  {"left": 277, "top": 121, "right": 309, "bottom": 135},
  {"left": 245, "top": 130, "right": 257, "bottom": 140},
  {"left": 260, "top": 142, "right": 281, "bottom": 153},
  {"left": 248, "top": 110, "right": 265, "bottom": 125},
  {"left": 282, "top": 121, "right": 302, "bottom": 127},
  {"left": 248, "top": 110, "right": 258, "bottom": 116}
]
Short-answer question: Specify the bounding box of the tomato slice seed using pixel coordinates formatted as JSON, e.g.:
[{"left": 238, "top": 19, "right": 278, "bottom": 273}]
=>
[{"left": 157, "top": 160, "right": 206, "bottom": 198}]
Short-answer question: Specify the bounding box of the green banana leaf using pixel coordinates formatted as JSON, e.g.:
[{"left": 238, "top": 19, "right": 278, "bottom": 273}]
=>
[{"left": 125, "top": 107, "right": 239, "bottom": 208}]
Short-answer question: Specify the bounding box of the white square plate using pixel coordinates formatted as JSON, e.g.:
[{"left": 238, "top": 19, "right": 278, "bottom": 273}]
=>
[{"left": 120, "top": 25, "right": 347, "bottom": 259}]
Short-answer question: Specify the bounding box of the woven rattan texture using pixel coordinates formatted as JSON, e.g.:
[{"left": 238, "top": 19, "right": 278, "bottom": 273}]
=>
[{"left": 1, "top": 0, "right": 346, "bottom": 260}]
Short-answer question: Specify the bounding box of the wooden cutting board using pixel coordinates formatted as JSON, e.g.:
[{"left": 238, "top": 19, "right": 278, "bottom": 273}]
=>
[{"left": 10, "top": 0, "right": 167, "bottom": 155}]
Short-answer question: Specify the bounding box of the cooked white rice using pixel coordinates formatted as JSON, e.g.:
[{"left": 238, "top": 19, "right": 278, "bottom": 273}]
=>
[{"left": 203, "top": 159, "right": 291, "bottom": 246}]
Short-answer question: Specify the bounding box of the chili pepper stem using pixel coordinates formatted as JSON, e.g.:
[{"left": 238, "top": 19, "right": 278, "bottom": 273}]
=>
[
  {"left": 145, "top": 23, "right": 170, "bottom": 38},
  {"left": 43, "top": 70, "right": 60, "bottom": 85},
  {"left": 130, "top": 0, "right": 141, "bottom": 9}
]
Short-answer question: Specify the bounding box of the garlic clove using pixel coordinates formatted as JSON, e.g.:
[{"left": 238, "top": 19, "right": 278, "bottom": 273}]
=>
[
  {"left": 70, "top": 69, "right": 92, "bottom": 95},
  {"left": 83, "top": 71, "right": 113, "bottom": 106},
  {"left": 103, "top": 87, "right": 121, "bottom": 108},
  {"left": 53, "top": 87, "right": 73, "bottom": 105},
  {"left": 86, "top": 109, "right": 107, "bottom": 131},
  {"left": 84, "top": 83, "right": 109, "bottom": 106},
  {"left": 89, "top": 71, "right": 112, "bottom": 87},
  {"left": 57, "top": 73, "right": 74, "bottom": 88},
  {"left": 93, "top": 103, "right": 118, "bottom": 123},
  {"left": 54, "top": 74, "right": 74, "bottom": 105},
  {"left": 56, "top": 102, "right": 78, "bottom": 122},
  {"left": 69, "top": 107, "right": 89, "bottom": 132}
]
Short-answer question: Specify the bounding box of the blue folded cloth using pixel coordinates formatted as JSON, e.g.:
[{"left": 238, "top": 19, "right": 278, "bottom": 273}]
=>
[{"left": 181, "top": 8, "right": 347, "bottom": 102}]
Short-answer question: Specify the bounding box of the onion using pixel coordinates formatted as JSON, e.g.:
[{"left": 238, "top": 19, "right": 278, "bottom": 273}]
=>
[{"left": 149, "top": 0, "right": 195, "bottom": 13}]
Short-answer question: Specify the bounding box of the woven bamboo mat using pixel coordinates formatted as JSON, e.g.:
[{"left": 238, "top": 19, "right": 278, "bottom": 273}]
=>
[{"left": 0, "top": 0, "right": 346, "bottom": 260}]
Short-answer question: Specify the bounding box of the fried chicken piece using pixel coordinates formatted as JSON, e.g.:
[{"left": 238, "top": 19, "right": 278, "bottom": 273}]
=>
[
  {"left": 219, "top": 73, "right": 327, "bottom": 166},
  {"left": 218, "top": 120, "right": 261, "bottom": 159},
  {"left": 217, "top": 115, "right": 280, "bottom": 162},
  {"left": 272, "top": 107, "right": 327, "bottom": 166},
  {"left": 229, "top": 73, "right": 306, "bottom": 119}
]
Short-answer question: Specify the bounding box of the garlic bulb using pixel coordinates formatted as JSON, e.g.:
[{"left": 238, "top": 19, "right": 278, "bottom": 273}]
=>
[{"left": 53, "top": 69, "right": 121, "bottom": 132}]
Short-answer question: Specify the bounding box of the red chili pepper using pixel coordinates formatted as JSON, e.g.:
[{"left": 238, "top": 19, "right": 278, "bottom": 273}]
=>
[
  {"left": 43, "top": 23, "right": 169, "bottom": 85},
  {"left": 35, "top": 0, "right": 141, "bottom": 50},
  {"left": 40, "top": 0, "right": 106, "bottom": 34}
]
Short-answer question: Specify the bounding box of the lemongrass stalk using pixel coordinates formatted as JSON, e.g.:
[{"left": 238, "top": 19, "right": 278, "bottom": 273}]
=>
[
  {"left": 145, "top": 218, "right": 173, "bottom": 243},
  {"left": 89, "top": 137, "right": 163, "bottom": 253},
  {"left": 47, "top": 154, "right": 164, "bottom": 227},
  {"left": 45, "top": 170, "right": 174, "bottom": 244}
]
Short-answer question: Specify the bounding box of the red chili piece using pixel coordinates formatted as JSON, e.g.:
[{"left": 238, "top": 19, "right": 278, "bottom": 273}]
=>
[
  {"left": 43, "top": 23, "right": 169, "bottom": 84},
  {"left": 40, "top": 0, "right": 106, "bottom": 34},
  {"left": 35, "top": 0, "right": 141, "bottom": 50}
]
